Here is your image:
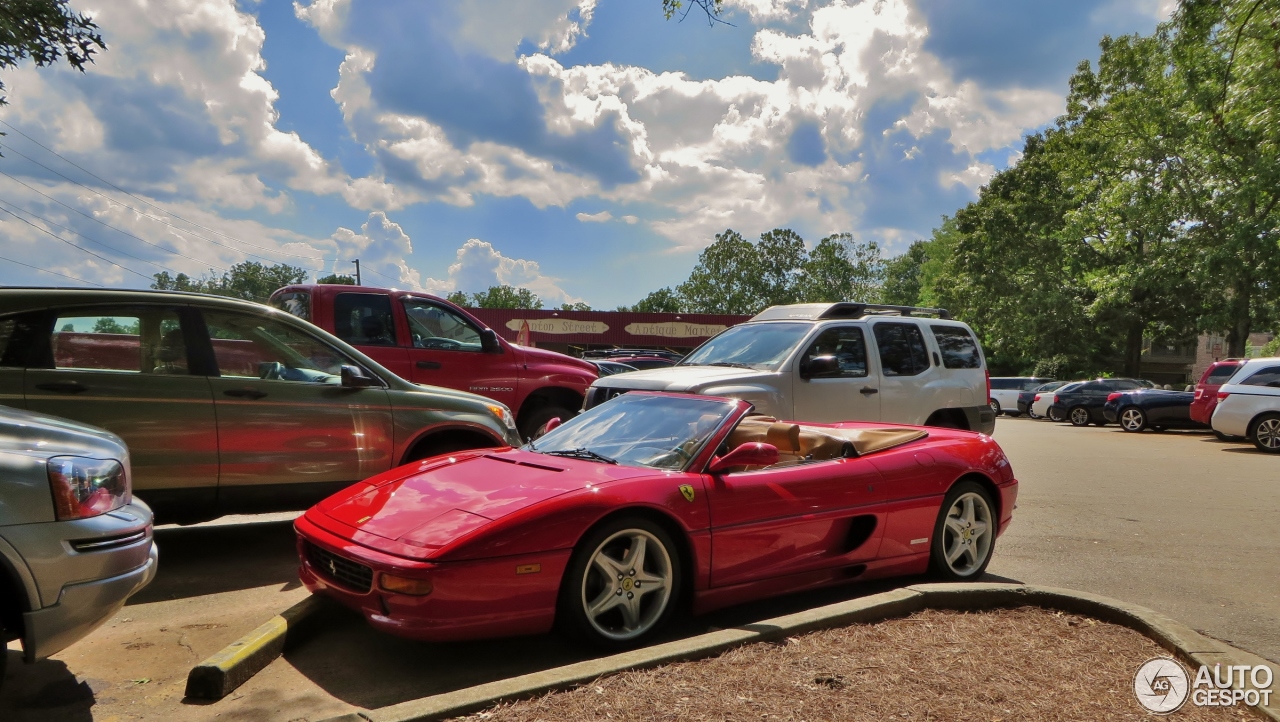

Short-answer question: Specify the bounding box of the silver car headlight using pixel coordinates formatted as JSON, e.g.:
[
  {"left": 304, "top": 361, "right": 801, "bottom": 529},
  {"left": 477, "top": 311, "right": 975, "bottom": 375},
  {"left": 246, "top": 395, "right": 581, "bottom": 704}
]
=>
[
  {"left": 485, "top": 403, "right": 518, "bottom": 431},
  {"left": 47, "top": 456, "right": 130, "bottom": 520}
]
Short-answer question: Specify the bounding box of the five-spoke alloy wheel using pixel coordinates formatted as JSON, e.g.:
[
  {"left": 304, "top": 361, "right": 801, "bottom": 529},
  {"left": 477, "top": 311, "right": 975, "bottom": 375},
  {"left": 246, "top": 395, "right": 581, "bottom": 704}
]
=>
[
  {"left": 560, "top": 516, "right": 682, "bottom": 648},
  {"left": 930, "top": 482, "right": 997, "bottom": 580},
  {"left": 1069, "top": 406, "right": 1091, "bottom": 427},
  {"left": 1119, "top": 407, "right": 1147, "bottom": 433},
  {"left": 1251, "top": 414, "right": 1280, "bottom": 454}
]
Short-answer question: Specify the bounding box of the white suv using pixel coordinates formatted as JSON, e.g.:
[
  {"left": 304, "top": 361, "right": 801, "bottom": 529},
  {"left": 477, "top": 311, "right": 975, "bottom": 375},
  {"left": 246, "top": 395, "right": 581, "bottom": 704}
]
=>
[
  {"left": 1211, "top": 356, "right": 1280, "bottom": 453},
  {"left": 583, "top": 302, "right": 995, "bottom": 434}
]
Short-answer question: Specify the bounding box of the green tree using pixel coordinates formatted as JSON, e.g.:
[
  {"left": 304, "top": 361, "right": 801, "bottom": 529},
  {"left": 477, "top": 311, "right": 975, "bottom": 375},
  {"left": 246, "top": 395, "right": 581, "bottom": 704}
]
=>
[
  {"left": 881, "top": 240, "right": 929, "bottom": 306},
  {"left": 445, "top": 291, "right": 470, "bottom": 306},
  {"left": 558, "top": 301, "right": 592, "bottom": 311},
  {"left": 0, "top": 0, "right": 105, "bottom": 106},
  {"left": 467, "top": 285, "right": 544, "bottom": 309},
  {"left": 151, "top": 261, "right": 308, "bottom": 302},
  {"left": 92, "top": 317, "right": 139, "bottom": 335},
  {"left": 796, "top": 233, "right": 884, "bottom": 303},
  {"left": 752, "top": 228, "right": 807, "bottom": 306},
  {"left": 662, "top": 0, "right": 724, "bottom": 23},
  {"left": 618, "top": 287, "right": 684, "bottom": 313},
  {"left": 316, "top": 274, "right": 355, "bottom": 285},
  {"left": 676, "top": 229, "right": 766, "bottom": 314}
]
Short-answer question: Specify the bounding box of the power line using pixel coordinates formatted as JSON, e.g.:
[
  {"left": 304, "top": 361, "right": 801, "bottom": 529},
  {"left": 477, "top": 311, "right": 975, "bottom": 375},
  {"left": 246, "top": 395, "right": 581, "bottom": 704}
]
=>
[
  {"left": 0, "top": 205, "right": 153, "bottom": 282},
  {"left": 0, "top": 123, "right": 341, "bottom": 263},
  {"left": 0, "top": 195, "right": 182, "bottom": 276},
  {"left": 0, "top": 169, "right": 229, "bottom": 273},
  {"left": 0, "top": 253, "right": 103, "bottom": 286}
]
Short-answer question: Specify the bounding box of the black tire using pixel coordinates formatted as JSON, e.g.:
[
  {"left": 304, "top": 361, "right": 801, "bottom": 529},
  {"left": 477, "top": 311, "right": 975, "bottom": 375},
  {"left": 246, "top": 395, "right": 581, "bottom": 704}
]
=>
[
  {"left": 520, "top": 405, "right": 574, "bottom": 442},
  {"left": 988, "top": 399, "right": 1001, "bottom": 416},
  {"left": 0, "top": 617, "right": 9, "bottom": 691},
  {"left": 1213, "top": 430, "right": 1241, "bottom": 442},
  {"left": 1048, "top": 407, "right": 1066, "bottom": 423},
  {"left": 557, "top": 515, "right": 683, "bottom": 650},
  {"left": 1006, "top": 411, "right": 1022, "bottom": 418},
  {"left": 405, "top": 433, "right": 494, "bottom": 462},
  {"left": 1118, "top": 406, "right": 1147, "bottom": 433},
  {"left": 1250, "top": 413, "right": 1280, "bottom": 454},
  {"left": 1068, "top": 406, "right": 1091, "bottom": 427},
  {"left": 929, "top": 481, "right": 997, "bottom": 581}
]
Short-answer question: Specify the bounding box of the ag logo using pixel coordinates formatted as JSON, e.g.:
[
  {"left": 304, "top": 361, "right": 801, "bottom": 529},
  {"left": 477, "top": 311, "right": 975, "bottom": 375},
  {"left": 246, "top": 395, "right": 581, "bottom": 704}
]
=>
[
  {"left": 679, "top": 484, "right": 696, "bottom": 502},
  {"left": 1134, "top": 657, "right": 1190, "bottom": 714}
]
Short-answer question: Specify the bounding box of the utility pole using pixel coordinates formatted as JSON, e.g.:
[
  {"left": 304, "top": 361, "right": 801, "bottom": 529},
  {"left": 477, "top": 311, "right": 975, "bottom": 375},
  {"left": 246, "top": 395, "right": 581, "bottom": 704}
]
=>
[{"left": 352, "top": 259, "right": 361, "bottom": 286}]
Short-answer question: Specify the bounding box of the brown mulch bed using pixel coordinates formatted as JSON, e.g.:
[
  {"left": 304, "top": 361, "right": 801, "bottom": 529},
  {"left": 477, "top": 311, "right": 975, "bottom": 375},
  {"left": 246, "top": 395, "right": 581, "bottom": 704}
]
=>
[{"left": 459, "top": 607, "right": 1258, "bottom": 721}]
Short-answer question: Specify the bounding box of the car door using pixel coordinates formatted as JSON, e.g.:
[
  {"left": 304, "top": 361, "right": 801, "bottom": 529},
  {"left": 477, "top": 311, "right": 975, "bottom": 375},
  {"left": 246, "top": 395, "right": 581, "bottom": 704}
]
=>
[
  {"left": 326, "top": 291, "right": 412, "bottom": 380},
  {"left": 21, "top": 304, "right": 219, "bottom": 506},
  {"left": 705, "top": 454, "right": 886, "bottom": 588},
  {"left": 869, "top": 321, "right": 935, "bottom": 424},
  {"left": 792, "top": 325, "right": 880, "bottom": 422},
  {"left": 400, "top": 296, "right": 517, "bottom": 408},
  {"left": 197, "top": 307, "right": 395, "bottom": 509}
]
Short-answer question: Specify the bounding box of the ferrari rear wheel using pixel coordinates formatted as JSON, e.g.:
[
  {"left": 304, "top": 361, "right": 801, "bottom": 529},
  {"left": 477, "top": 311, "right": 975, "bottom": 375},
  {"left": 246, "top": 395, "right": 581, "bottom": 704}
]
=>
[
  {"left": 930, "top": 482, "right": 996, "bottom": 581},
  {"left": 559, "top": 516, "right": 682, "bottom": 649},
  {"left": 1119, "top": 407, "right": 1147, "bottom": 432},
  {"left": 1069, "top": 406, "right": 1090, "bottom": 426}
]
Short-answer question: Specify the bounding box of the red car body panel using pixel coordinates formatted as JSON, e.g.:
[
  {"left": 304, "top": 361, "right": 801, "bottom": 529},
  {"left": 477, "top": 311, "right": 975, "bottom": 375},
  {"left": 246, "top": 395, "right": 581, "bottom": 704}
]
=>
[
  {"left": 1190, "top": 360, "right": 1243, "bottom": 425},
  {"left": 295, "top": 393, "right": 1018, "bottom": 642}
]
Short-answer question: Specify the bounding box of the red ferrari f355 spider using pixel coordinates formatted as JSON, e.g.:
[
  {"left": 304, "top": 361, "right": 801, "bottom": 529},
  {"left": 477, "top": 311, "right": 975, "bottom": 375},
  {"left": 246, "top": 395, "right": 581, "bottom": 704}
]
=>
[{"left": 295, "top": 391, "right": 1018, "bottom": 648}]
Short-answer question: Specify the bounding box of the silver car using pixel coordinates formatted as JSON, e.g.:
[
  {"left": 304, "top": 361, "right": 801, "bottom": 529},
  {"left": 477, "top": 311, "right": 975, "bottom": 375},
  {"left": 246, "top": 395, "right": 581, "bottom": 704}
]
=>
[{"left": 0, "top": 406, "right": 157, "bottom": 686}]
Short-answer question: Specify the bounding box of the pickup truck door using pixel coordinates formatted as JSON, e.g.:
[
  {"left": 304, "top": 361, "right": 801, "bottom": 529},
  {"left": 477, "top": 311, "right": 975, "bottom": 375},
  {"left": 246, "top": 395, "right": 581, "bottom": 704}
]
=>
[
  {"left": 792, "top": 325, "right": 881, "bottom": 422},
  {"left": 325, "top": 291, "right": 412, "bottom": 380},
  {"left": 399, "top": 297, "right": 518, "bottom": 408}
]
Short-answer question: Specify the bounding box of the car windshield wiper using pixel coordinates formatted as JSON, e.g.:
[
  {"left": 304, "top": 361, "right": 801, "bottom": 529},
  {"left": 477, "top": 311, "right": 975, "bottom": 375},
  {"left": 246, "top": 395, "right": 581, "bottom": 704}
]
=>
[
  {"left": 540, "top": 447, "right": 618, "bottom": 464},
  {"left": 707, "top": 361, "right": 755, "bottom": 369}
]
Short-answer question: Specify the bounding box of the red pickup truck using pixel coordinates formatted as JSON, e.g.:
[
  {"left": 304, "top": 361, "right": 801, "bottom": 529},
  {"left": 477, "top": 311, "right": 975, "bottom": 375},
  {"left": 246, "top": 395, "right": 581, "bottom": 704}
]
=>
[{"left": 269, "top": 284, "right": 597, "bottom": 439}]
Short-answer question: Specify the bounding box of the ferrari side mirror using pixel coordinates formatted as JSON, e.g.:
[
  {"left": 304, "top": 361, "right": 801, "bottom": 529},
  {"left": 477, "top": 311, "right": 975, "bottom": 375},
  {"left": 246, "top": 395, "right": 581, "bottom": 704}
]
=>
[
  {"left": 531, "top": 416, "right": 562, "bottom": 441},
  {"left": 708, "top": 442, "right": 779, "bottom": 473}
]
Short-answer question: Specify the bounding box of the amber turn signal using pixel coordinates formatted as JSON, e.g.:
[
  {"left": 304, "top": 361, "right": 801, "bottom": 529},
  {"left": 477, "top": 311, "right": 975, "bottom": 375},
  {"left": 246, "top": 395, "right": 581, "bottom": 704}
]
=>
[{"left": 379, "top": 574, "right": 434, "bottom": 596}]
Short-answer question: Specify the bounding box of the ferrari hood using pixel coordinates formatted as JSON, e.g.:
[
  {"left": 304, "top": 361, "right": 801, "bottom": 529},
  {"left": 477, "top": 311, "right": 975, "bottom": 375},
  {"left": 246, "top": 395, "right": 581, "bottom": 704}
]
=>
[
  {"left": 593, "top": 365, "right": 773, "bottom": 392},
  {"left": 321, "top": 449, "right": 652, "bottom": 543}
]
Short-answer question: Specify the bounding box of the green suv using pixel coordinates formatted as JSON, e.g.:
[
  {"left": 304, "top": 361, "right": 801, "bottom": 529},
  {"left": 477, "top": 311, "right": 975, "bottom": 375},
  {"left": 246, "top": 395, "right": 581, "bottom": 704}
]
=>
[{"left": 0, "top": 288, "right": 520, "bottom": 520}]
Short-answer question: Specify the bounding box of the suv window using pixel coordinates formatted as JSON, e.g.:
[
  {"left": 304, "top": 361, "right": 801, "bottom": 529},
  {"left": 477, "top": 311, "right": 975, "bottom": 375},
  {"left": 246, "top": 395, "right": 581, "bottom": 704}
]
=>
[
  {"left": 1206, "top": 364, "right": 1240, "bottom": 383},
  {"left": 0, "top": 318, "right": 15, "bottom": 367},
  {"left": 873, "top": 323, "right": 930, "bottom": 377},
  {"left": 930, "top": 325, "right": 980, "bottom": 369},
  {"left": 50, "top": 309, "right": 187, "bottom": 374},
  {"left": 1242, "top": 365, "right": 1280, "bottom": 388},
  {"left": 334, "top": 293, "right": 398, "bottom": 347},
  {"left": 403, "top": 298, "right": 483, "bottom": 352},
  {"left": 204, "top": 311, "right": 348, "bottom": 382},
  {"left": 1112, "top": 380, "right": 1142, "bottom": 390},
  {"left": 800, "top": 327, "right": 868, "bottom": 378},
  {"left": 270, "top": 291, "right": 311, "bottom": 322},
  {"left": 682, "top": 322, "right": 811, "bottom": 369}
]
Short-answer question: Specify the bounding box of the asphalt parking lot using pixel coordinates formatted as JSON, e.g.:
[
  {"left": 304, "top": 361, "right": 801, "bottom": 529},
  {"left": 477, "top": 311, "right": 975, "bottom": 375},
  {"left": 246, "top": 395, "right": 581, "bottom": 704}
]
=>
[{"left": 3, "top": 417, "right": 1277, "bottom": 721}]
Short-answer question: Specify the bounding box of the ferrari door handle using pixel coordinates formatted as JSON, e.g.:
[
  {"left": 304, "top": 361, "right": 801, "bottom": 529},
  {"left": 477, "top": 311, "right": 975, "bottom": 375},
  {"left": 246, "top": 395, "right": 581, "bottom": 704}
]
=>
[
  {"left": 859, "top": 387, "right": 879, "bottom": 395},
  {"left": 223, "top": 388, "right": 268, "bottom": 400},
  {"left": 35, "top": 381, "right": 88, "bottom": 394},
  {"left": 416, "top": 360, "right": 442, "bottom": 370}
]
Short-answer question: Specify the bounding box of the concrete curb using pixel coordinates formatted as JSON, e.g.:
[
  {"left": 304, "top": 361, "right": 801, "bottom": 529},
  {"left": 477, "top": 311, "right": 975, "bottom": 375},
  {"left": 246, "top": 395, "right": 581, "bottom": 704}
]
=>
[
  {"left": 184, "top": 594, "right": 323, "bottom": 700},
  {"left": 318, "top": 583, "right": 1278, "bottom": 722}
]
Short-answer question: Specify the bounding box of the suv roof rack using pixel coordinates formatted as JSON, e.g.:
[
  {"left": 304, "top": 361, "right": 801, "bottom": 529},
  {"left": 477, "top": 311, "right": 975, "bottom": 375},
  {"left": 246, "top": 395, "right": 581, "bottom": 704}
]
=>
[{"left": 750, "top": 302, "right": 952, "bottom": 322}]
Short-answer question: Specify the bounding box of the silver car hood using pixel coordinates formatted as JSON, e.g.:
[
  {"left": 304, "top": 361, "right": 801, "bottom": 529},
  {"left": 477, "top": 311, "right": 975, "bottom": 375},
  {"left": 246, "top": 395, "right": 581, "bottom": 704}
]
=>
[
  {"left": 592, "top": 365, "right": 775, "bottom": 392},
  {"left": 0, "top": 406, "right": 128, "bottom": 461}
]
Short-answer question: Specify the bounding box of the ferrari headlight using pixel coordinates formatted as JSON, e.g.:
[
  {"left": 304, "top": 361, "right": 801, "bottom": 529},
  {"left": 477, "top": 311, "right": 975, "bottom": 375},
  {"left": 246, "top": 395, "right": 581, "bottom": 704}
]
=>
[
  {"left": 486, "top": 403, "right": 517, "bottom": 431},
  {"left": 47, "top": 456, "right": 129, "bottom": 520}
]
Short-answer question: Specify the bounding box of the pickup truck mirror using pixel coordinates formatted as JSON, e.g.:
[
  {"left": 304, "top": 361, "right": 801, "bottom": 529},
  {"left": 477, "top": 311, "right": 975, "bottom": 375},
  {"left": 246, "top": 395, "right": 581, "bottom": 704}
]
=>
[
  {"left": 708, "top": 442, "right": 779, "bottom": 473},
  {"left": 340, "top": 365, "right": 379, "bottom": 388},
  {"left": 799, "top": 355, "right": 839, "bottom": 381},
  {"left": 480, "top": 328, "right": 503, "bottom": 354}
]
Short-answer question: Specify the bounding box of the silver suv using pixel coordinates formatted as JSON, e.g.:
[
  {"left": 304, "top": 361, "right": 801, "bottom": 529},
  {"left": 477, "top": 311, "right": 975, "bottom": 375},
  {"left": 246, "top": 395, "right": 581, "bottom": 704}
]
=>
[
  {"left": 0, "top": 406, "right": 157, "bottom": 686},
  {"left": 584, "top": 303, "right": 995, "bottom": 434}
]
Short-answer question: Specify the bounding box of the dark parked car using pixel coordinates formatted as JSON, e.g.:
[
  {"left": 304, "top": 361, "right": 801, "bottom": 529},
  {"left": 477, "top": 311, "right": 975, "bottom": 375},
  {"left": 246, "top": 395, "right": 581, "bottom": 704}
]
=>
[
  {"left": 1018, "top": 380, "right": 1069, "bottom": 417},
  {"left": 1049, "top": 378, "right": 1152, "bottom": 426},
  {"left": 588, "top": 359, "right": 639, "bottom": 377},
  {"left": 1102, "top": 389, "right": 1206, "bottom": 432}
]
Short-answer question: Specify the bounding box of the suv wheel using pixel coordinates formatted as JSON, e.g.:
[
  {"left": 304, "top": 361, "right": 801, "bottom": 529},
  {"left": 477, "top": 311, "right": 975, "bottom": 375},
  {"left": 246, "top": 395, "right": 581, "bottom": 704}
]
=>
[
  {"left": 1068, "top": 406, "right": 1090, "bottom": 426},
  {"left": 1251, "top": 414, "right": 1280, "bottom": 454}
]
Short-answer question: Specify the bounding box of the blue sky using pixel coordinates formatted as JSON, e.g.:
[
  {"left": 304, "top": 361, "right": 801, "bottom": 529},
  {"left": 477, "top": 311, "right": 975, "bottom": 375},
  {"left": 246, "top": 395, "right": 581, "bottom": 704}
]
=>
[{"left": 0, "top": 0, "right": 1172, "bottom": 308}]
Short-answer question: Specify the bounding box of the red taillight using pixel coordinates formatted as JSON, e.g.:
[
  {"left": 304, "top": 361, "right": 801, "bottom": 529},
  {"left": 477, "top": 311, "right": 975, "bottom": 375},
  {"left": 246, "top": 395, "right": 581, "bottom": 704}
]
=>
[
  {"left": 1217, "top": 391, "right": 1230, "bottom": 402},
  {"left": 1054, "top": 394, "right": 1062, "bottom": 405},
  {"left": 1194, "top": 387, "right": 1203, "bottom": 399},
  {"left": 1106, "top": 392, "right": 1122, "bottom": 402},
  {"left": 1033, "top": 394, "right": 1042, "bottom": 401},
  {"left": 984, "top": 369, "right": 991, "bottom": 404}
]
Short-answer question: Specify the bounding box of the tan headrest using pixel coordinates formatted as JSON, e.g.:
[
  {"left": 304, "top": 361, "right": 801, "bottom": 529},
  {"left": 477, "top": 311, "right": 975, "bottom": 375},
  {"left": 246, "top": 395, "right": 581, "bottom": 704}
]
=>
[{"left": 765, "top": 423, "right": 801, "bottom": 453}]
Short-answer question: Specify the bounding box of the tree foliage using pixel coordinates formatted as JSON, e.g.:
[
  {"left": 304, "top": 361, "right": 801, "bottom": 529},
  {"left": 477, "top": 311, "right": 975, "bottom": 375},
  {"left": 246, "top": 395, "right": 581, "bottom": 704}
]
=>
[
  {"left": 0, "top": 0, "right": 105, "bottom": 105},
  {"left": 316, "top": 274, "right": 355, "bottom": 285},
  {"left": 455, "top": 285, "right": 544, "bottom": 309},
  {"left": 151, "top": 262, "right": 308, "bottom": 302},
  {"left": 618, "top": 287, "right": 684, "bottom": 313}
]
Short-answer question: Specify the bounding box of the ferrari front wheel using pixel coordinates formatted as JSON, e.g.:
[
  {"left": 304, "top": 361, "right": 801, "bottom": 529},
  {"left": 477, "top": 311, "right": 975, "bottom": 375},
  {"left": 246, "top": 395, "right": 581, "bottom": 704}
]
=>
[
  {"left": 930, "top": 482, "right": 996, "bottom": 581},
  {"left": 559, "top": 516, "right": 682, "bottom": 649}
]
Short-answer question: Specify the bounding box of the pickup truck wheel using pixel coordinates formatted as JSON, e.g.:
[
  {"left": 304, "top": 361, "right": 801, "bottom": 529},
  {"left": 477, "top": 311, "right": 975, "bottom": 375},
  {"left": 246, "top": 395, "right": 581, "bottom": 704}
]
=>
[{"left": 520, "top": 405, "right": 574, "bottom": 441}]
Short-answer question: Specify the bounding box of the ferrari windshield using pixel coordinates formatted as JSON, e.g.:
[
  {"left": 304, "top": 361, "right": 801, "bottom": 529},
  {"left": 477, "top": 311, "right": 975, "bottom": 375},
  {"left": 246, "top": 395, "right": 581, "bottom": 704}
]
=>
[
  {"left": 680, "top": 322, "right": 811, "bottom": 370},
  {"left": 527, "top": 393, "right": 736, "bottom": 471}
]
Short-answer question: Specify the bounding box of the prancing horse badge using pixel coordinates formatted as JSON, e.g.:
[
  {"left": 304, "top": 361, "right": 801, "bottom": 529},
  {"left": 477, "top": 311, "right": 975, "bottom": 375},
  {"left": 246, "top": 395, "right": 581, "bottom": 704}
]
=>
[{"left": 679, "top": 484, "right": 696, "bottom": 502}]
